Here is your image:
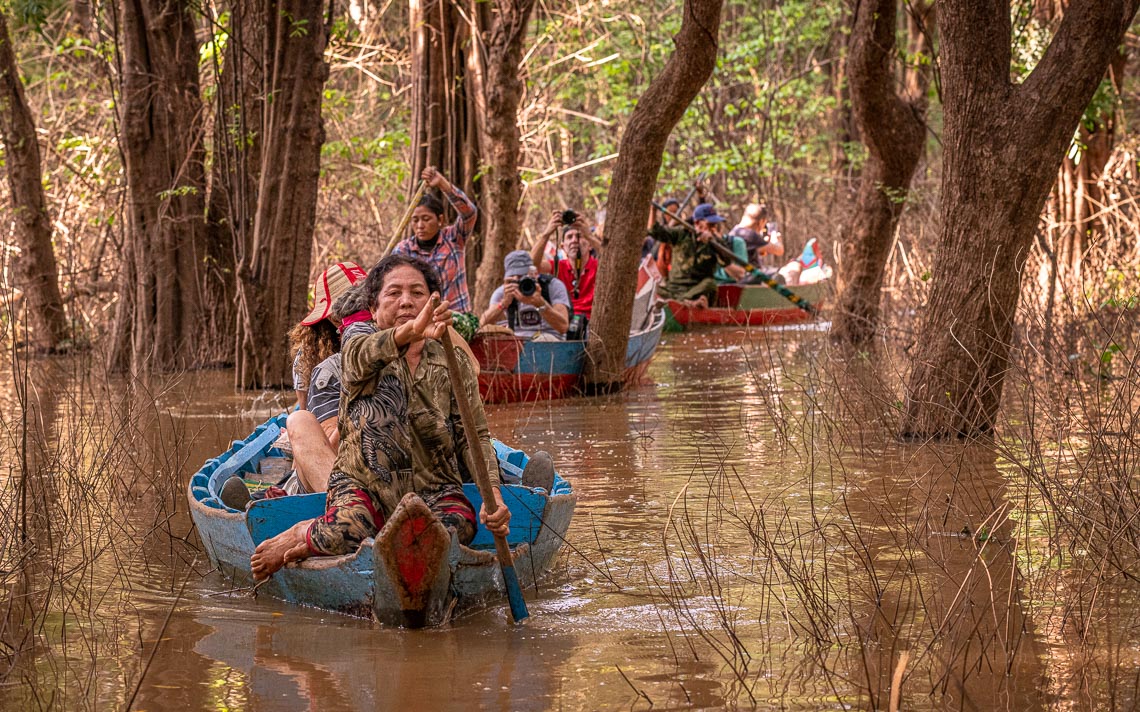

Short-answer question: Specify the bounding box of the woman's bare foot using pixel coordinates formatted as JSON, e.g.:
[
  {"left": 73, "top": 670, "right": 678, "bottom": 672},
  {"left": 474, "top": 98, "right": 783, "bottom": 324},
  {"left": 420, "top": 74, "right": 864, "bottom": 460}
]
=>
[
  {"left": 681, "top": 295, "right": 709, "bottom": 309},
  {"left": 251, "top": 520, "right": 314, "bottom": 580}
]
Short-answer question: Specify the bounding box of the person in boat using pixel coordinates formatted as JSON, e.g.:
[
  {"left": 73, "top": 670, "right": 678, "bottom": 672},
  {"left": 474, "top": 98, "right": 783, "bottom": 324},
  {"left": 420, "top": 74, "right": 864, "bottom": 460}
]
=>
[
  {"left": 529, "top": 210, "right": 599, "bottom": 320},
  {"left": 480, "top": 250, "right": 571, "bottom": 341},
  {"left": 649, "top": 203, "right": 730, "bottom": 309},
  {"left": 250, "top": 255, "right": 510, "bottom": 581},
  {"left": 289, "top": 262, "right": 368, "bottom": 409},
  {"left": 713, "top": 225, "right": 749, "bottom": 285},
  {"left": 392, "top": 166, "right": 477, "bottom": 314},
  {"left": 778, "top": 237, "right": 833, "bottom": 286},
  {"left": 730, "top": 203, "right": 785, "bottom": 267},
  {"left": 649, "top": 197, "right": 682, "bottom": 279}
]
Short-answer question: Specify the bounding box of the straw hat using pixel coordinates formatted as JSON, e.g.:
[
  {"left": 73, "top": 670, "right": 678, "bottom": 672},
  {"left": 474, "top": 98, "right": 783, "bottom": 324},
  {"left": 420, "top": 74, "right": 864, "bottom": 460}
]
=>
[{"left": 301, "top": 262, "right": 368, "bottom": 325}]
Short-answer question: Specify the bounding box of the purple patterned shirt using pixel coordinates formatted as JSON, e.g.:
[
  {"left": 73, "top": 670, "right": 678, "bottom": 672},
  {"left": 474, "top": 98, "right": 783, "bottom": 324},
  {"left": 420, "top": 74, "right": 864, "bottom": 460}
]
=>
[{"left": 393, "top": 186, "right": 478, "bottom": 312}]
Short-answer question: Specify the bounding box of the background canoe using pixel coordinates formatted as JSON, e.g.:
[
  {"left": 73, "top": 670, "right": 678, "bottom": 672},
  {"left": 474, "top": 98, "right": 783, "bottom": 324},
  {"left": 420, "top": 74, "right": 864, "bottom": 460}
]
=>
[
  {"left": 470, "top": 309, "right": 665, "bottom": 403},
  {"left": 667, "top": 281, "right": 830, "bottom": 328},
  {"left": 187, "top": 415, "right": 576, "bottom": 626}
]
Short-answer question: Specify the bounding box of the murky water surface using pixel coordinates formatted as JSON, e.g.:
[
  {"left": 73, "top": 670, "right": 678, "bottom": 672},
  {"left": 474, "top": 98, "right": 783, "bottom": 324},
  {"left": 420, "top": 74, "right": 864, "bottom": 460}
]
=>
[{"left": 1, "top": 328, "right": 1138, "bottom": 710}]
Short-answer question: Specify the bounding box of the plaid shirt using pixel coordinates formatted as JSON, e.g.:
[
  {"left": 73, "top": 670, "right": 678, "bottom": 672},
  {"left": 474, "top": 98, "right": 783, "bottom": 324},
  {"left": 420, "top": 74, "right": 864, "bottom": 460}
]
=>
[{"left": 393, "top": 186, "right": 478, "bottom": 312}]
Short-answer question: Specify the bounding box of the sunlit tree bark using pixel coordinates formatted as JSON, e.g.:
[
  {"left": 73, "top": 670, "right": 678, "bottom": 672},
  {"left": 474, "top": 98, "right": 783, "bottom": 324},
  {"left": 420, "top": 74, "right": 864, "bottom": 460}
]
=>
[
  {"left": 831, "top": 0, "right": 932, "bottom": 345},
  {"left": 584, "top": 0, "right": 724, "bottom": 390},
  {"left": 234, "top": 0, "right": 330, "bottom": 388},
  {"left": 110, "top": 0, "right": 209, "bottom": 373},
  {"left": 901, "top": 0, "right": 1140, "bottom": 438},
  {"left": 470, "top": 0, "right": 537, "bottom": 312},
  {"left": 0, "top": 10, "right": 69, "bottom": 351}
]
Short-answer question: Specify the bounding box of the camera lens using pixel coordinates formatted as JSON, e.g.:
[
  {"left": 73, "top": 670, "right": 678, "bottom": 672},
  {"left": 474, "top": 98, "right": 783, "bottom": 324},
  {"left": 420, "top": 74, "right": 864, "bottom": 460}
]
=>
[
  {"left": 518, "top": 276, "right": 537, "bottom": 296},
  {"left": 561, "top": 210, "right": 578, "bottom": 226}
]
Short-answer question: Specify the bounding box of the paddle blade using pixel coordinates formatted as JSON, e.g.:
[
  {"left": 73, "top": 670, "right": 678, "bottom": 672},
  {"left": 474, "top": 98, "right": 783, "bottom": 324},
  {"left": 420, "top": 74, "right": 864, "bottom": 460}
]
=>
[{"left": 500, "top": 564, "right": 530, "bottom": 622}]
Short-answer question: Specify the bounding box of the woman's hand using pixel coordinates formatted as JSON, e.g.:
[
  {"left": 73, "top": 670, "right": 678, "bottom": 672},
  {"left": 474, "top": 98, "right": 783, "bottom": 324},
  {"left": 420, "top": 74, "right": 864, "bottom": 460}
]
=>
[
  {"left": 400, "top": 294, "right": 452, "bottom": 345},
  {"left": 479, "top": 488, "right": 511, "bottom": 538},
  {"left": 422, "top": 166, "right": 451, "bottom": 192}
]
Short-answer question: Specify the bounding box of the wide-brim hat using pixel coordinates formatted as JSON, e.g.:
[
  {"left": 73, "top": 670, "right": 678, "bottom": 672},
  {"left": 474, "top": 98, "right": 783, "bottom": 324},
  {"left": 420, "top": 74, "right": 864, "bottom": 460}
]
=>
[{"left": 301, "top": 262, "right": 368, "bottom": 325}]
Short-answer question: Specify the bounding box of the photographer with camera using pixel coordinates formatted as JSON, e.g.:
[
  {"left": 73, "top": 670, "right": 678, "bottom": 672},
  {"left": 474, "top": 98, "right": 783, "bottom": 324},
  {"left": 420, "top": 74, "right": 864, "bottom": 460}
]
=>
[
  {"left": 481, "top": 250, "right": 571, "bottom": 341},
  {"left": 529, "top": 210, "right": 599, "bottom": 325}
]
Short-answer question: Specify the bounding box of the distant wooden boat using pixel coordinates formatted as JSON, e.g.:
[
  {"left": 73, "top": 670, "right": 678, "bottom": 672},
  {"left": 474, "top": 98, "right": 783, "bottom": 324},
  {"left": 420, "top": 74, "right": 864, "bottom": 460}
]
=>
[
  {"left": 666, "top": 281, "right": 829, "bottom": 328},
  {"left": 187, "top": 415, "right": 576, "bottom": 627},
  {"left": 469, "top": 309, "right": 665, "bottom": 403},
  {"left": 470, "top": 262, "right": 666, "bottom": 404}
]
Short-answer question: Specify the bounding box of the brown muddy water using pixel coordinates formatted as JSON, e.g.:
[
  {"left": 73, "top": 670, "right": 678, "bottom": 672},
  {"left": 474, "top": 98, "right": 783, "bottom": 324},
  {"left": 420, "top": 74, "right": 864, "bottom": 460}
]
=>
[{"left": 1, "top": 327, "right": 1138, "bottom": 710}]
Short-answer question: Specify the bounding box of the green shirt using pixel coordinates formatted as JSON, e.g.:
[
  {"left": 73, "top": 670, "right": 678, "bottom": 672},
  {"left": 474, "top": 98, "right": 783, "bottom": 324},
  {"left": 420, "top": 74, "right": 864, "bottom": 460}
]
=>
[
  {"left": 650, "top": 223, "right": 719, "bottom": 291},
  {"left": 335, "top": 321, "right": 497, "bottom": 517}
]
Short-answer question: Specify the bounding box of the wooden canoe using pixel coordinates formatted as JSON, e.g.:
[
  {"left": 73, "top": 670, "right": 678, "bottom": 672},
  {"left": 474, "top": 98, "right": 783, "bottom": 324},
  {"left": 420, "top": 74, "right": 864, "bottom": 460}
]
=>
[
  {"left": 187, "top": 415, "right": 576, "bottom": 626},
  {"left": 470, "top": 308, "right": 666, "bottom": 404},
  {"left": 666, "top": 281, "right": 830, "bottom": 328}
]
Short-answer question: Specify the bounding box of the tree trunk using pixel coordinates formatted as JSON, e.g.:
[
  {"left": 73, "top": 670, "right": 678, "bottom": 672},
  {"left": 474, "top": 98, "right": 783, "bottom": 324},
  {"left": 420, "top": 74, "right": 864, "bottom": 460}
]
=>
[
  {"left": 409, "top": 0, "right": 482, "bottom": 272},
  {"left": 234, "top": 0, "right": 330, "bottom": 389},
  {"left": 202, "top": 1, "right": 264, "bottom": 368},
  {"left": 830, "top": 0, "right": 932, "bottom": 345},
  {"left": 900, "top": 0, "right": 1140, "bottom": 439},
  {"left": 0, "top": 11, "right": 69, "bottom": 351},
  {"left": 470, "top": 0, "right": 537, "bottom": 313},
  {"left": 583, "top": 0, "right": 724, "bottom": 390},
  {"left": 110, "top": 0, "right": 209, "bottom": 373}
]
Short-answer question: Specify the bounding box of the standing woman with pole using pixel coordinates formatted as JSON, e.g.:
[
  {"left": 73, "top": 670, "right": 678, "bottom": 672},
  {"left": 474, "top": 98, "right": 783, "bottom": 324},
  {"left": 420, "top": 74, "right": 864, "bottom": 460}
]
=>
[{"left": 393, "top": 167, "right": 479, "bottom": 319}]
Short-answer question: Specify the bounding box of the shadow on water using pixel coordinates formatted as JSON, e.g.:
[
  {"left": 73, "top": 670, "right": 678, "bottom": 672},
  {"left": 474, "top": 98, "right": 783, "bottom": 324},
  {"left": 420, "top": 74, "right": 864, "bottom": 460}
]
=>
[{"left": 0, "top": 326, "right": 1138, "bottom": 709}]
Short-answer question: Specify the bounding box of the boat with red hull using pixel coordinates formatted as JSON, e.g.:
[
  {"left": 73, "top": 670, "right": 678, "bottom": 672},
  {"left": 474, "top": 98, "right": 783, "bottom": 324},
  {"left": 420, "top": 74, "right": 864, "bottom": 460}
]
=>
[
  {"left": 470, "top": 310, "right": 665, "bottom": 403},
  {"left": 667, "top": 281, "right": 829, "bottom": 328}
]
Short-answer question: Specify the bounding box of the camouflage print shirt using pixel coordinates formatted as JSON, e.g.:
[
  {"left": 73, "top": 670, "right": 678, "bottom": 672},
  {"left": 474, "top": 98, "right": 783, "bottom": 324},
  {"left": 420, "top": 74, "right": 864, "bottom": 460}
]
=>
[
  {"left": 649, "top": 223, "right": 719, "bottom": 293},
  {"left": 330, "top": 320, "right": 498, "bottom": 518}
]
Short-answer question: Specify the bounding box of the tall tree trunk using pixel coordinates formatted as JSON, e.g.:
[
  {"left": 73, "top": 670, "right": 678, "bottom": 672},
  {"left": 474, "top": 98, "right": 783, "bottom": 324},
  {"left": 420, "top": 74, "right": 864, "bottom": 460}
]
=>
[
  {"left": 409, "top": 0, "right": 482, "bottom": 271},
  {"left": 900, "top": 0, "right": 1140, "bottom": 439},
  {"left": 470, "top": 0, "right": 536, "bottom": 313},
  {"left": 0, "top": 11, "right": 69, "bottom": 351},
  {"left": 830, "top": 0, "right": 932, "bottom": 345},
  {"left": 233, "top": 0, "right": 329, "bottom": 389},
  {"left": 202, "top": 1, "right": 264, "bottom": 368},
  {"left": 584, "top": 0, "right": 724, "bottom": 390},
  {"left": 110, "top": 0, "right": 209, "bottom": 373}
]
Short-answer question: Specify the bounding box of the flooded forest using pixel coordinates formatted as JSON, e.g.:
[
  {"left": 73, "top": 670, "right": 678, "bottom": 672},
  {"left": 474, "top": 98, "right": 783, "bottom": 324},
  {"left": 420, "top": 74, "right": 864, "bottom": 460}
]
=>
[{"left": 2, "top": 0, "right": 1139, "bottom": 709}]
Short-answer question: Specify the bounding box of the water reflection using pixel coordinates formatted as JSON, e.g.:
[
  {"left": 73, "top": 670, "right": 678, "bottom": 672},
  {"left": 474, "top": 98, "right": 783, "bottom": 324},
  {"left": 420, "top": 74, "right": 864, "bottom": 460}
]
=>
[{"left": 0, "top": 330, "right": 1138, "bottom": 709}]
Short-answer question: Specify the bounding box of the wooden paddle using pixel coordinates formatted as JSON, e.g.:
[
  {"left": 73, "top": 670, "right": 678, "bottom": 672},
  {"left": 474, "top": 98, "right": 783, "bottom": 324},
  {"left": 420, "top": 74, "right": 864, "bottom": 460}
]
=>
[
  {"left": 650, "top": 201, "right": 818, "bottom": 316},
  {"left": 380, "top": 180, "right": 428, "bottom": 258},
  {"left": 434, "top": 298, "right": 530, "bottom": 623}
]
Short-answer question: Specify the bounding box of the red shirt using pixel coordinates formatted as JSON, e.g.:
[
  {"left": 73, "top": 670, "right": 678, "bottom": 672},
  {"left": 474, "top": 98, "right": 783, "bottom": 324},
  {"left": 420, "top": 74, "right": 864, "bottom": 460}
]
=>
[{"left": 551, "top": 255, "right": 597, "bottom": 319}]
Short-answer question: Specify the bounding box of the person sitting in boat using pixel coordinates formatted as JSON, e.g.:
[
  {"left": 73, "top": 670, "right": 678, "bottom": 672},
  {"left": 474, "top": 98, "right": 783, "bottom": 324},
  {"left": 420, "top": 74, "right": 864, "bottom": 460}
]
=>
[
  {"left": 289, "top": 262, "right": 368, "bottom": 409},
  {"left": 392, "top": 166, "right": 477, "bottom": 314},
  {"left": 480, "top": 250, "right": 571, "bottom": 341},
  {"left": 250, "top": 255, "right": 510, "bottom": 581},
  {"left": 713, "top": 226, "right": 749, "bottom": 285},
  {"left": 778, "top": 237, "right": 833, "bottom": 286},
  {"left": 529, "top": 210, "right": 599, "bottom": 320},
  {"left": 649, "top": 203, "right": 729, "bottom": 309},
  {"left": 730, "top": 203, "right": 784, "bottom": 267}
]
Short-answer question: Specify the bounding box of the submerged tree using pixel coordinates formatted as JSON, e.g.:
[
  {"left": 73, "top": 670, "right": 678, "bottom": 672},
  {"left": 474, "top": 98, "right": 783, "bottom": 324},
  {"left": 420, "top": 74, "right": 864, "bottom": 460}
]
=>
[
  {"left": 234, "top": 0, "right": 331, "bottom": 388},
  {"left": 584, "top": 0, "right": 724, "bottom": 390},
  {"left": 470, "top": 0, "right": 538, "bottom": 312},
  {"left": 0, "top": 10, "right": 69, "bottom": 351},
  {"left": 109, "top": 0, "right": 210, "bottom": 373},
  {"left": 901, "top": 0, "right": 1140, "bottom": 438},
  {"left": 830, "top": 0, "right": 932, "bottom": 345}
]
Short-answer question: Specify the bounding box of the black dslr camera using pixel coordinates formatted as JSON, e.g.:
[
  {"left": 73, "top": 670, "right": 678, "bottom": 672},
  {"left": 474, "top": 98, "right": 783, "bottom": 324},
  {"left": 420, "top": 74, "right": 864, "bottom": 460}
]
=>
[
  {"left": 518, "top": 275, "right": 539, "bottom": 297},
  {"left": 560, "top": 210, "right": 578, "bottom": 226}
]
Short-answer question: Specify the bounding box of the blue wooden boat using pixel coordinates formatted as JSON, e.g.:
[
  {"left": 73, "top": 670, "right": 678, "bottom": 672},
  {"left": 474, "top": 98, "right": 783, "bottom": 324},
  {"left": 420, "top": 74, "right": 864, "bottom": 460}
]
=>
[
  {"left": 187, "top": 414, "right": 576, "bottom": 626},
  {"left": 470, "top": 309, "right": 665, "bottom": 403}
]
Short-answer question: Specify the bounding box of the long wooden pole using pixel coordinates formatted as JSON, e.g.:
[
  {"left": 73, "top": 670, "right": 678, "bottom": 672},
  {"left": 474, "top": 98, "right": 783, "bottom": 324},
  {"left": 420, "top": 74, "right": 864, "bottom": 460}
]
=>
[
  {"left": 381, "top": 180, "right": 427, "bottom": 258},
  {"left": 435, "top": 300, "right": 529, "bottom": 623},
  {"left": 651, "top": 201, "right": 818, "bottom": 315}
]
